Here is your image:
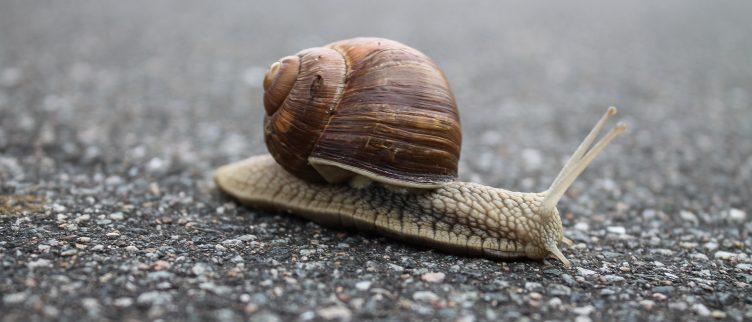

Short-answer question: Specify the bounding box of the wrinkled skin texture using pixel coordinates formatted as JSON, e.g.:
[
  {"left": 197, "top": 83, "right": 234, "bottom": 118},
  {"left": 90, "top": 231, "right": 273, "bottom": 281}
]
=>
[{"left": 215, "top": 155, "right": 566, "bottom": 262}]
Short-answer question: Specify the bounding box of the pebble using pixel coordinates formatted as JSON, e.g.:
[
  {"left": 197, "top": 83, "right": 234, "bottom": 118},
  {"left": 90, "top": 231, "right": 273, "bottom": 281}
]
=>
[
  {"left": 355, "top": 281, "right": 371, "bottom": 291},
  {"left": 413, "top": 291, "right": 440, "bottom": 302},
  {"left": 704, "top": 242, "right": 719, "bottom": 251},
  {"left": 81, "top": 298, "right": 99, "bottom": 314},
  {"left": 640, "top": 300, "right": 655, "bottom": 310},
  {"left": 109, "top": 212, "right": 124, "bottom": 220},
  {"left": 727, "top": 208, "right": 746, "bottom": 222},
  {"left": 690, "top": 253, "right": 709, "bottom": 261},
  {"left": 192, "top": 263, "right": 211, "bottom": 275},
  {"left": 27, "top": 259, "right": 52, "bottom": 269},
  {"left": 199, "top": 282, "right": 232, "bottom": 295},
  {"left": 316, "top": 306, "right": 352, "bottom": 321},
  {"left": 577, "top": 267, "right": 597, "bottom": 277},
  {"left": 387, "top": 263, "right": 404, "bottom": 272},
  {"left": 561, "top": 274, "right": 576, "bottom": 286},
  {"left": 572, "top": 305, "right": 595, "bottom": 315},
  {"left": 113, "top": 297, "right": 133, "bottom": 307},
  {"left": 714, "top": 251, "right": 738, "bottom": 261},
  {"left": 237, "top": 234, "right": 257, "bottom": 241},
  {"left": 602, "top": 275, "right": 625, "bottom": 284},
  {"left": 606, "top": 226, "right": 626, "bottom": 235},
  {"left": 548, "top": 284, "right": 571, "bottom": 296},
  {"left": 692, "top": 303, "right": 710, "bottom": 316},
  {"left": 421, "top": 272, "right": 445, "bottom": 283},
  {"left": 668, "top": 302, "right": 687, "bottom": 310},
  {"left": 125, "top": 246, "right": 139, "bottom": 252},
  {"left": 710, "top": 310, "right": 727, "bottom": 319},
  {"left": 3, "top": 292, "right": 27, "bottom": 304},
  {"left": 652, "top": 286, "right": 674, "bottom": 294},
  {"left": 525, "top": 282, "right": 543, "bottom": 292},
  {"left": 736, "top": 263, "right": 752, "bottom": 271},
  {"left": 679, "top": 210, "right": 699, "bottom": 225},
  {"left": 136, "top": 291, "right": 172, "bottom": 306},
  {"left": 221, "top": 239, "right": 242, "bottom": 247}
]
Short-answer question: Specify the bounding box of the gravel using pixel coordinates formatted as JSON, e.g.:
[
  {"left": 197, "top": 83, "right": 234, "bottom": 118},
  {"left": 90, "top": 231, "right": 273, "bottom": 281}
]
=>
[{"left": 1, "top": 1, "right": 751, "bottom": 321}]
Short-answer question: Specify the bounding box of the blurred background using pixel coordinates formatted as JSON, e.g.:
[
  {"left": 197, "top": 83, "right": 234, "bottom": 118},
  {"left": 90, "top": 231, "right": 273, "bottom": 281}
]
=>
[{"left": 1, "top": 1, "right": 751, "bottom": 321}]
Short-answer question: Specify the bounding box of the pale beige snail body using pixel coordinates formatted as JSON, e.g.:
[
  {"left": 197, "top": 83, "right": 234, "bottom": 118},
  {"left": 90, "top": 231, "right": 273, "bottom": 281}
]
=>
[{"left": 215, "top": 38, "right": 627, "bottom": 267}]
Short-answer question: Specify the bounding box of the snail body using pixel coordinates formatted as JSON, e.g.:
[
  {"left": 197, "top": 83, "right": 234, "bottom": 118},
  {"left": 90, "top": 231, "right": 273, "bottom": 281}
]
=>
[{"left": 216, "top": 38, "right": 627, "bottom": 267}]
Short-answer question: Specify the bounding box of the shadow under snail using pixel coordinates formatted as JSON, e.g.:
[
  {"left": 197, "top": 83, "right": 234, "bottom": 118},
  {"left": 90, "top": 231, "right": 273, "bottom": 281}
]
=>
[{"left": 215, "top": 37, "right": 627, "bottom": 268}]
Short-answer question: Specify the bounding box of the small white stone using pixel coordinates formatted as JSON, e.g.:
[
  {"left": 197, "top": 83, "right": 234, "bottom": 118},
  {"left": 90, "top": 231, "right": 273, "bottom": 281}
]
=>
[
  {"left": 316, "top": 306, "right": 352, "bottom": 321},
  {"left": 192, "top": 263, "right": 209, "bottom": 275},
  {"left": 3, "top": 292, "right": 28, "bottom": 304},
  {"left": 221, "top": 239, "right": 242, "bottom": 247},
  {"left": 736, "top": 263, "right": 752, "bottom": 271},
  {"left": 355, "top": 281, "right": 371, "bottom": 291},
  {"left": 387, "top": 263, "right": 404, "bottom": 272},
  {"left": 640, "top": 300, "right": 655, "bottom": 310},
  {"left": 237, "top": 234, "right": 257, "bottom": 241},
  {"left": 27, "top": 259, "right": 52, "bottom": 269},
  {"left": 113, "top": 297, "right": 133, "bottom": 307},
  {"left": 606, "top": 226, "right": 626, "bottom": 235},
  {"left": 421, "top": 272, "right": 446, "bottom": 283},
  {"left": 704, "top": 242, "right": 719, "bottom": 251},
  {"left": 574, "top": 222, "right": 589, "bottom": 231},
  {"left": 412, "top": 291, "right": 440, "bottom": 302},
  {"left": 109, "top": 212, "right": 124, "bottom": 221},
  {"left": 572, "top": 305, "right": 595, "bottom": 315},
  {"left": 692, "top": 303, "right": 710, "bottom": 316},
  {"left": 125, "top": 245, "right": 139, "bottom": 252},
  {"left": 577, "top": 267, "right": 597, "bottom": 277},
  {"left": 728, "top": 208, "right": 746, "bottom": 222},
  {"left": 679, "top": 210, "right": 698, "bottom": 225},
  {"left": 574, "top": 316, "right": 592, "bottom": 322},
  {"left": 690, "top": 253, "right": 708, "bottom": 261},
  {"left": 714, "top": 251, "right": 737, "bottom": 261},
  {"left": 147, "top": 157, "right": 165, "bottom": 171},
  {"left": 602, "top": 275, "right": 625, "bottom": 283}
]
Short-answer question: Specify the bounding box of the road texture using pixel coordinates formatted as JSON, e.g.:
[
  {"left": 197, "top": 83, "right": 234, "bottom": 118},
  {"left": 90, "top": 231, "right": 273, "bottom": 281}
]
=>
[{"left": 1, "top": 1, "right": 751, "bottom": 321}]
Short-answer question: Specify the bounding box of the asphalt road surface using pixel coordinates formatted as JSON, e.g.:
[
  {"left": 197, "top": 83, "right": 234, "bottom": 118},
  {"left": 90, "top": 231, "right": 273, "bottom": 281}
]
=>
[{"left": 1, "top": 1, "right": 751, "bottom": 321}]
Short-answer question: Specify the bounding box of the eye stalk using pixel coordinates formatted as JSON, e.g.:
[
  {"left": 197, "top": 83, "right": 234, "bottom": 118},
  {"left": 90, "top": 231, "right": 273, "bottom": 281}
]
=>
[
  {"left": 538, "top": 107, "right": 627, "bottom": 267},
  {"left": 541, "top": 107, "right": 627, "bottom": 213}
]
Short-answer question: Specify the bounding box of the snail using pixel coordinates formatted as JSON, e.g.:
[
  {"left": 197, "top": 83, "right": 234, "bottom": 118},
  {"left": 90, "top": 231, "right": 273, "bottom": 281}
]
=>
[{"left": 215, "top": 38, "right": 627, "bottom": 267}]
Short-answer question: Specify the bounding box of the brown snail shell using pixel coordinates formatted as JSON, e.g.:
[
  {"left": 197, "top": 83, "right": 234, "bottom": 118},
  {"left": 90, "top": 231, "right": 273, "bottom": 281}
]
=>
[{"left": 262, "top": 38, "right": 461, "bottom": 188}]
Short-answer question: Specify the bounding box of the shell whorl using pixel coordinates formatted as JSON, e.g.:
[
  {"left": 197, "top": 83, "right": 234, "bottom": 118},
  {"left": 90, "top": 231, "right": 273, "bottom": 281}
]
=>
[
  {"left": 263, "top": 55, "right": 300, "bottom": 116},
  {"left": 262, "top": 38, "right": 461, "bottom": 187}
]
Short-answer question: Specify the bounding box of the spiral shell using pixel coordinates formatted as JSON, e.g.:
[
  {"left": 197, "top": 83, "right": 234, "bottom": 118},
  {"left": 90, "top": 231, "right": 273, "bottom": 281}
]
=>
[{"left": 262, "top": 38, "right": 461, "bottom": 188}]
